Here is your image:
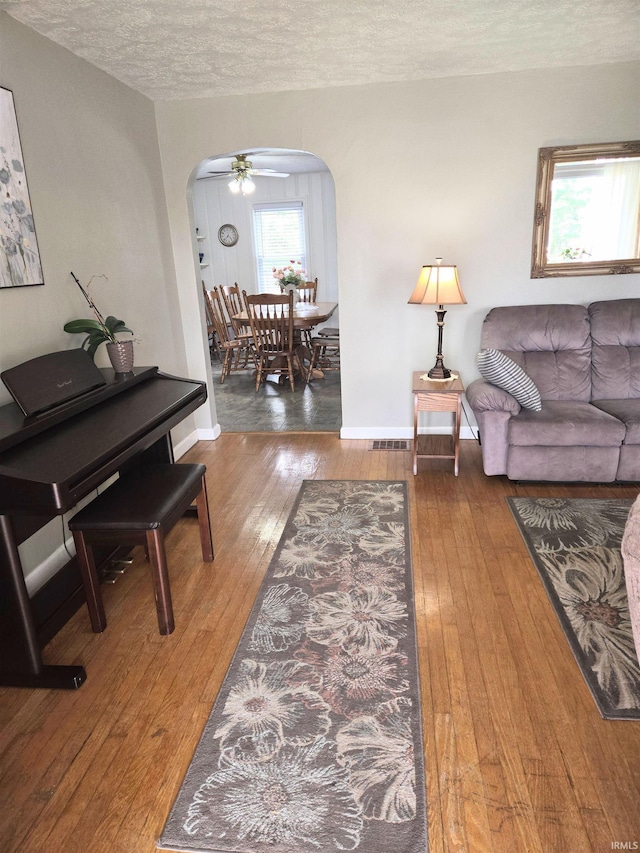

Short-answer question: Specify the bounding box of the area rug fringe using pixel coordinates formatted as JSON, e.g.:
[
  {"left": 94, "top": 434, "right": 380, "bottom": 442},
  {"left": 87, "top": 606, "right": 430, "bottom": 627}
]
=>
[
  {"left": 159, "top": 480, "right": 428, "bottom": 852},
  {"left": 507, "top": 497, "right": 640, "bottom": 720}
]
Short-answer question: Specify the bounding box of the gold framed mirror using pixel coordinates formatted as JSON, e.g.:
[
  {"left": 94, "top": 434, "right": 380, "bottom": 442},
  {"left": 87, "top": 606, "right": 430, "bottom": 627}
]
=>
[{"left": 531, "top": 140, "right": 640, "bottom": 278}]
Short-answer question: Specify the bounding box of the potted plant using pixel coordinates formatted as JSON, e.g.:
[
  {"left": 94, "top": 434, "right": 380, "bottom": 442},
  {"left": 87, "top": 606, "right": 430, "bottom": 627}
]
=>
[
  {"left": 272, "top": 260, "right": 306, "bottom": 300},
  {"left": 64, "top": 272, "right": 134, "bottom": 373}
]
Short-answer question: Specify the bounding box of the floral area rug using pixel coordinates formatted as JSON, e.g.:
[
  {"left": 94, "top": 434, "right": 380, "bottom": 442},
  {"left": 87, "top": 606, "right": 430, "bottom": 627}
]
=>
[
  {"left": 507, "top": 497, "right": 640, "bottom": 720},
  {"left": 159, "top": 480, "right": 428, "bottom": 853}
]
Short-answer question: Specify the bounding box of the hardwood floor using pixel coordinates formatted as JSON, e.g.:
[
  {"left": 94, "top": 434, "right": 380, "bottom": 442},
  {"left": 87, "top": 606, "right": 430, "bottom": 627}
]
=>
[{"left": 2, "top": 434, "right": 640, "bottom": 852}]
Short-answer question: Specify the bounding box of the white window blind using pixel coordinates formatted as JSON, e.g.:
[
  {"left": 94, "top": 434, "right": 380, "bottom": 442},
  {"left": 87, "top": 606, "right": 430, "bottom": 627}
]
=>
[{"left": 253, "top": 202, "right": 307, "bottom": 294}]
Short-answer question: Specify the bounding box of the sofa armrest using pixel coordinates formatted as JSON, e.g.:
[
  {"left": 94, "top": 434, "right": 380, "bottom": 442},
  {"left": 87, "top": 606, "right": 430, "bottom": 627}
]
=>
[
  {"left": 466, "top": 378, "right": 521, "bottom": 415},
  {"left": 466, "top": 378, "right": 521, "bottom": 476}
]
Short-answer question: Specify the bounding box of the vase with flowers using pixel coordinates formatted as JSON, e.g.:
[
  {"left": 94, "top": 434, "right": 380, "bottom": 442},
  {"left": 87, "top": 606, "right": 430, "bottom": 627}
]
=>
[
  {"left": 273, "top": 260, "right": 306, "bottom": 301},
  {"left": 63, "top": 271, "right": 135, "bottom": 373}
]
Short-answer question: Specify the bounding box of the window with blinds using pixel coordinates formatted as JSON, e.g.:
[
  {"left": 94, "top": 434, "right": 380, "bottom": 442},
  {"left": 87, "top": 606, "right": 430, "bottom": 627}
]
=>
[{"left": 253, "top": 202, "right": 307, "bottom": 294}]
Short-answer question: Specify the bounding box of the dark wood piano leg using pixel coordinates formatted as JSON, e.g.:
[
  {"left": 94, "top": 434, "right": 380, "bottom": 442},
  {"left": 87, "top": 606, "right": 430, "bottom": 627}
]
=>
[{"left": 0, "top": 516, "right": 86, "bottom": 690}]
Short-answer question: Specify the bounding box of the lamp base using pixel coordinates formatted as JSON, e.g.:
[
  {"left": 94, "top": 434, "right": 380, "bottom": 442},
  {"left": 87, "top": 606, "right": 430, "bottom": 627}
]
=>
[{"left": 427, "top": 357, "right": 451, "bottom": 380}]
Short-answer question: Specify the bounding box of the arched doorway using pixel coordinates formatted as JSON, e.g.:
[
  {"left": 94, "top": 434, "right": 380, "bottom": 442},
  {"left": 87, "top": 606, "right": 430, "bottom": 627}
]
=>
[{"left": 191, "top": 148, "right": 340, "bottom": 432}]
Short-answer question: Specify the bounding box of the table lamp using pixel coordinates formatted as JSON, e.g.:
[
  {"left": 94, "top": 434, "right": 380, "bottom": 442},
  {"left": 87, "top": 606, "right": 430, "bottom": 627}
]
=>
[{"left": 408, "top": 258, "right": 466, "bottom": 379}]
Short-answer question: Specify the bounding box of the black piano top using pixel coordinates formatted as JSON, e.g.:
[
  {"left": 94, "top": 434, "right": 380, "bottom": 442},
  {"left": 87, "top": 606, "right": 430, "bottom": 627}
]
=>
[
  {"left": 0, "top": 367, "right": 207, "bottom": 515},
  {"left": 0, "top": 366, "right": 160, "bottom": 453}
]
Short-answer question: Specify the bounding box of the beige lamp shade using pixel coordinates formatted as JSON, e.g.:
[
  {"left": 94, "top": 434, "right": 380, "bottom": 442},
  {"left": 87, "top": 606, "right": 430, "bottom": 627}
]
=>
[{"left": 408, "top": 259, "right": 466, "bottom": 306}]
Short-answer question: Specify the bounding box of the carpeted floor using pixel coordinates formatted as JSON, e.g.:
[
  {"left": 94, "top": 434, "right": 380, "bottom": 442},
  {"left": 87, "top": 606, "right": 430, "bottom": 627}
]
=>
[
  {"left": 507, "top": 497, "right": 640, "bottom": 720},
  {"left": 159, "top": 480, "right": 427, "bottom": 853}
]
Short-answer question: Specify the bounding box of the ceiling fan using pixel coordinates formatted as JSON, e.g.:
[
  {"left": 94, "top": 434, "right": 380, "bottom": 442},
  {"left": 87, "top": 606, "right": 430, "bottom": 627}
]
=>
[{"left": 207, "top": 153, "right": 289, "bottom": 195}]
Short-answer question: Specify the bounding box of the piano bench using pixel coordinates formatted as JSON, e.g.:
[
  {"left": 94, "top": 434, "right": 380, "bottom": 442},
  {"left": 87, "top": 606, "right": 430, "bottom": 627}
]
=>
[{"left": 69, "top": 463, "right": 214, "bottom": 636}]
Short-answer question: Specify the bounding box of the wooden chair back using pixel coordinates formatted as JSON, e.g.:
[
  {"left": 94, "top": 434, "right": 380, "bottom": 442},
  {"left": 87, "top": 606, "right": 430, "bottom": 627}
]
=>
[
  {"left": 202, "top": 281, "right": 215, "bottom": 336},
  {"left": 242, "top": 290, "right": 294, "bottom": 354},
  {"left": 205, "top": 287, "right": 233, "bottom": 346},
  {"left": 297, "top": 278, "right": 318, "bottom": 303},
  {"left": 205, "top": 287, "right": 257, "bottom": 382},
  {"left": 220, "top": 284, "right": 244, "bottom": 335},
  {"left": 202, "top": 281, "right": 223, "bottom": 360}
]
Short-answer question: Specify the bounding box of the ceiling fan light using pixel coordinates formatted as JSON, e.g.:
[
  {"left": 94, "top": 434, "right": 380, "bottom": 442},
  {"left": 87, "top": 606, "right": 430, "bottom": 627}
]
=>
[
  {"left": 228, "top": 177, "right": 241, "bottom": 193},
  {"left": 241, "top": 176, "right": 256, "bottom": 195}
]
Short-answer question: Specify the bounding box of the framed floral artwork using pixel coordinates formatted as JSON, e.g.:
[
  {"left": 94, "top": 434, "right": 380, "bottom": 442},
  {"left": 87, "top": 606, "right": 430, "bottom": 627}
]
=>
[{"left": 0, "top": 86, "right": 43, "bottom": 287}]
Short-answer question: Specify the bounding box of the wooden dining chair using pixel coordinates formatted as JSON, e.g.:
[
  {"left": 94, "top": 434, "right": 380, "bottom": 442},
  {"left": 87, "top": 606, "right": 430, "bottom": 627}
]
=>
[
  {"left": 297, "top": 278, "right": 318, "bottom": 303},
  {"left": 242, "top": 290, "right": 297, "bottom": 391},
  {"left": 202, "top": 281, "right": 221, "bottom": 360},
  {"left": 220, "top": 284, "right": 245, "bottom": 336},
  {"left": 218, "top": 283, "right": 255, "bottom": 370},
  {"left": 296, "top": 278, "right": 318, "bottom": 347},
  {"left": 307, "top": 332, "right": 340, "bottom": 383},
  {"left": 205, "top": 287, "right": 256, "bottom": 383},
  {"left": 318, "top": 325, "right": 340, "bottom": 338}
]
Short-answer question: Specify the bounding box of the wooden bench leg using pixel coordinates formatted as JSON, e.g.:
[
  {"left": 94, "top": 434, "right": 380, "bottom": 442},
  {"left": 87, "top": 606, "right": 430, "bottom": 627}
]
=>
[
  {"left": 196, "top": 476, "right": 214, "bottom": 562},
  {"left": 146, "top": 528, "right": 174, "bottom": 635},
  {"left": 72, "top": 531, "right": 108, "bottom": 633}
]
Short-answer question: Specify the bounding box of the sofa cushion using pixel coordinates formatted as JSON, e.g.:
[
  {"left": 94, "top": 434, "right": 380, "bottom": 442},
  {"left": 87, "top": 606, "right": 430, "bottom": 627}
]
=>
[
  {"left": 519, "top": 349, "right": 592, "bottom": 401},
  {"left": 480, "top": 304, "right": 592, "bottom": 401},
  {"left": 477, "top": 349, "right": 541, "bottom": 410},
  {"left": 589, "top": 299, "right": 640, "bottom": 401},
  {"left": 592, "top": 399, "right": 640, "bottom": 444},
  {"left": 507, "top": 400, "right": 626, "bottom": 447}
]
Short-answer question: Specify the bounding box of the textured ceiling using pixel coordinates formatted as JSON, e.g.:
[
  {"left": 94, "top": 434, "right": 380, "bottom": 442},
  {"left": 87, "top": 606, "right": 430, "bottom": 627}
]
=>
[{"left": 1, "top": 0, "right": 639, "bottom": 101}]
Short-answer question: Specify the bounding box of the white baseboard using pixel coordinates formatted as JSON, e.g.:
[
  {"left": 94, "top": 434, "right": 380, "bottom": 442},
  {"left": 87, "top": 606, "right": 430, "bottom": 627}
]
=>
[
  {"left": 340, "top": 426, "right": 476, "bottom": 441},
  {"left": 197, "top": 424, "right": 221, "bottom": 441},
  {"left": 173, "top": 430, "right": 199, "bottom": 460},
  {"left": 340, "top": 427, "right": 413, "bottom": 440},
  {"left": 180, "top": 424, "right": 476, "bottom": 445},
  {"left": 173, "top": 424, "right": 220, "bottom": 460}
]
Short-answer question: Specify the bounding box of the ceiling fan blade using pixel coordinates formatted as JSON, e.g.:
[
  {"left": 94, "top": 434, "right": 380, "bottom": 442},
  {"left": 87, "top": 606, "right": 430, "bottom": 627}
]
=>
[
  {"left": 252, "top": 170, "right": 290, "bottom": 177},
  {"left": 206, "top": 170, "right": 289, "bottom": 178}
]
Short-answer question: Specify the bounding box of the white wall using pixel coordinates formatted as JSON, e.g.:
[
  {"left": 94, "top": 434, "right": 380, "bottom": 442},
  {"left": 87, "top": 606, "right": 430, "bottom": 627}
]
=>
[
  {"left": 156, "top": 62, "right": 640, "bottom": 438},
  {"left": 0, "top": 13, "right": 205, "bottom": 588},
  {"left": 193, "top": 169, "right": 338, "bottom": 312}
]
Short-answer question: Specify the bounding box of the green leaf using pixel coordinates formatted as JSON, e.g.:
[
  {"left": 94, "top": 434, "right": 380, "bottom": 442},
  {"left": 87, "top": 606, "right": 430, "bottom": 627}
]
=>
[
  {"left": 82, "top": 330, "right": 109, "bottom": 358},
  {"left": 105, "top": 316, "right": 133, "bottom": 335},
  {"left": 85, "top": 340, "right": 100, "bottom": 358},
  {"left": 63, "top": 318, "right": 106, "bottom": 335}
]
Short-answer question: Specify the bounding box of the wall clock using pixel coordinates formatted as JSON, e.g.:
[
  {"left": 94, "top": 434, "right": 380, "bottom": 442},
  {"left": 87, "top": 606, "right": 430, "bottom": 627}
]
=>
[{"left": 218, "top": 224, "right": 238, "bottom": 247}]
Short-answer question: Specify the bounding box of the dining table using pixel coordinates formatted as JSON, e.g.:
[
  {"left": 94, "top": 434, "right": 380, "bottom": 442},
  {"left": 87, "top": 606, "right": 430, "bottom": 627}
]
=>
[
  {"left": 232, "top": 301, "right": 337, "bottom": 330},
  {"left": 232, "top": 301, "right": 338, "bottom": 381}
]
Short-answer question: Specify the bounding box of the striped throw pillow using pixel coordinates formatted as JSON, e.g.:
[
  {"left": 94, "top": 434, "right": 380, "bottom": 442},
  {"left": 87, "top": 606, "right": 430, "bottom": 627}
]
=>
[{"left": 477, "top": 349, "right": 542, "bottom": 411}]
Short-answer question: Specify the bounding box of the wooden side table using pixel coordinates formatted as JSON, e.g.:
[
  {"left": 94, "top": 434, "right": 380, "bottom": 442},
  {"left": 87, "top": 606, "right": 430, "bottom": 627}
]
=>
[{"left": 412, "top": 371, "right": 464, "bottom": 476}]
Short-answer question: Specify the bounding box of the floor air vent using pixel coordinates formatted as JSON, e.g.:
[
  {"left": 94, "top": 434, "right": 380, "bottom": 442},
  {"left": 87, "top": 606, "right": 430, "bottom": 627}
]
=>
[{"left": 371, "top": 440, "right": 409, "bottom": 451}]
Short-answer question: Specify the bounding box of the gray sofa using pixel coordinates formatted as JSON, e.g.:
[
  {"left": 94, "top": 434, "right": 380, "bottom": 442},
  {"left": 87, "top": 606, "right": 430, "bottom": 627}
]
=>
[{"left": 466, "top": 299, "right": 640, "bottom": 482}]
